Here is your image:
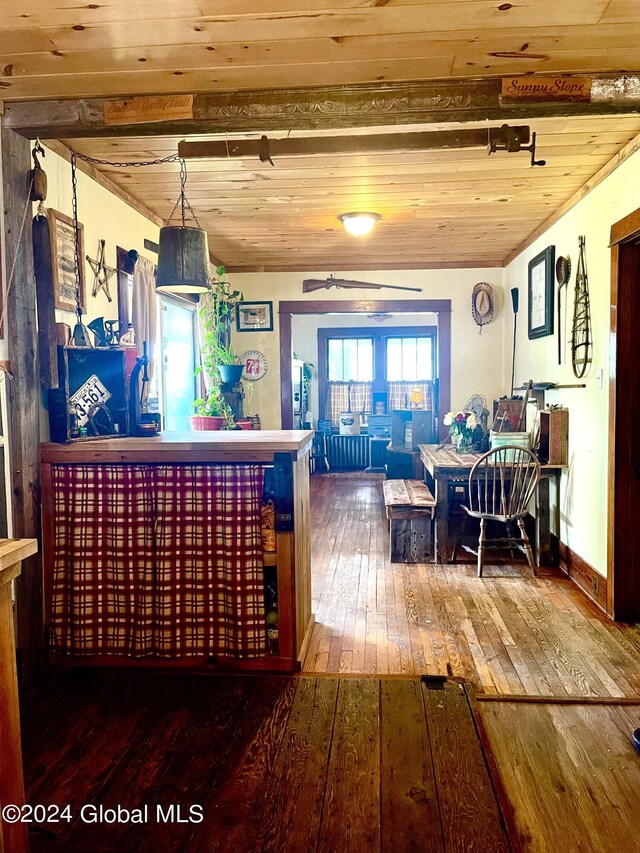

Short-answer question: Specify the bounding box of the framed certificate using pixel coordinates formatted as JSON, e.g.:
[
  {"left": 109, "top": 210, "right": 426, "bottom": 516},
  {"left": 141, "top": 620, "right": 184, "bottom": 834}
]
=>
[
  {"left": 528, "top": 245, "right": 555, "bottom": 339},
  {"left": 49, "top": 209, "right": 86, "bottom": 314}
]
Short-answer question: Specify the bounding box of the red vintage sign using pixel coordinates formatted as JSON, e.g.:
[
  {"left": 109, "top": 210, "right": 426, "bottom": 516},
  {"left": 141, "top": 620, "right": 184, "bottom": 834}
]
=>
[{"left": 501, "top": 77, "right": 592, "bottom": 103}]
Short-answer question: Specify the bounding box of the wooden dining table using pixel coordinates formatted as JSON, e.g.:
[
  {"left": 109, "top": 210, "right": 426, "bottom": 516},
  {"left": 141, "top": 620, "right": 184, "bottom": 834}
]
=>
[{"left": 418, "top": 444, "right": 566, "bottom": 568}]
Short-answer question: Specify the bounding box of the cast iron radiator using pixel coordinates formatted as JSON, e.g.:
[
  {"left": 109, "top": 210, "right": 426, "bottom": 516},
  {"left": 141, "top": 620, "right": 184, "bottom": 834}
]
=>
[{"left": 327, "top": 434, "right": 370, "bottom": 470}]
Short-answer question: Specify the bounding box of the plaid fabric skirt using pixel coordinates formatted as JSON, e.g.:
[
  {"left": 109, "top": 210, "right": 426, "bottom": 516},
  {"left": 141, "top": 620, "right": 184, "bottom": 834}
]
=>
[{"left": 49, "top": 463, "right": 267, "bottom": 659}]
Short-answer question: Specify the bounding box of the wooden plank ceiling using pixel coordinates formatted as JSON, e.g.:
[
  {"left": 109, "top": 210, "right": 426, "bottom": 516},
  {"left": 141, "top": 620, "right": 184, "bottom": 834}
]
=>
[
  {"left": 1, "top": 0, "right": 640, "bottom": 99},
  {"left": 7, "top": 0, "right": 640, "bottom": 269},
  {"left": 64, "top": 115, "right": 640, "bottom": 270}
]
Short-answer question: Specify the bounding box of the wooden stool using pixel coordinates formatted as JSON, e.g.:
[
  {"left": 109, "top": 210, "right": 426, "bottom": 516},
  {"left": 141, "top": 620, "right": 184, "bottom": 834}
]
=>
[{"left": 383, "top": 479, "right": 436, "bottom": 563}]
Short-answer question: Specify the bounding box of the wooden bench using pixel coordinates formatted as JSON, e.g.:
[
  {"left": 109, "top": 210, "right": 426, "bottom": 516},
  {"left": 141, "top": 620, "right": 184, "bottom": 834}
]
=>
[{"left": 382, "top": 479, "right": 436, "bottom": 563}]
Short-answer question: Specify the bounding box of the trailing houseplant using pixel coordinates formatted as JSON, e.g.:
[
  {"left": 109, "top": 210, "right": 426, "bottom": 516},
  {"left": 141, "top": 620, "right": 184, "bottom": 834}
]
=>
[
  {"left": 204, "top": 265, "right": 244, "bottom": 376},
  {"left": 191, "top": 266, "right": 243, "bottom": 429}
]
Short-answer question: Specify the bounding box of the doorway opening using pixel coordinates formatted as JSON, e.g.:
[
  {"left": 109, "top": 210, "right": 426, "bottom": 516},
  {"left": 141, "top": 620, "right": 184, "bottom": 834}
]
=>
[
  {"left": 279, "top": 299, "right": 451, "bottom": 440},
  {"left": 608, "top": 208, "right": 640, "bottom": 621}
]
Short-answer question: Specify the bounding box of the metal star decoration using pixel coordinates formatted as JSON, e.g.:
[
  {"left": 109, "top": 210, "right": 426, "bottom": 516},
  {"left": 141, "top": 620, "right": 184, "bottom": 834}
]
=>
[{"left": 86, "top": 239, "right": 117, "bottom": 302}]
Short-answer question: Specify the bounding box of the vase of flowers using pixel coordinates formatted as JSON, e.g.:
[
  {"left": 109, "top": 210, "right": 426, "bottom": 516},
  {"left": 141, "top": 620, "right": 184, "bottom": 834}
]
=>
[{"left": 444, "top": 411, "right": 477, "bottom": 453}]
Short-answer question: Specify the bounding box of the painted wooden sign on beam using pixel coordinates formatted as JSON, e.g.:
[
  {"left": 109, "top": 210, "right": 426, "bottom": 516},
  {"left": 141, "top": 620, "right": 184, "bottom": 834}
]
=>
[
  {"left": 104, "top": 94, "right": 194, "bottom": 126},
  {"left": 502, "top": 78, "right": 592, "bottom": 103}
]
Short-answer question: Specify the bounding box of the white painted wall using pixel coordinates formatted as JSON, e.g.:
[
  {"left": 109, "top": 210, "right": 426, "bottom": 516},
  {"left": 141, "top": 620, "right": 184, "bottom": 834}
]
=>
[
  {"left": 503, "top": 146, "right": 640, "bottom": 577},
  {"left": 230, "top": 269, "right": 506, "bottom": 429}
]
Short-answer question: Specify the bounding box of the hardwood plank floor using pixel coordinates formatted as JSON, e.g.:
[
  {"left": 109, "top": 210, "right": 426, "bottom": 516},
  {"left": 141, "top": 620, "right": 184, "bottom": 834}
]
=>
[
  {"left": 22, "top": 673, "right": 512, "bottom": 852},
  {"left": 303, "top": 474, "right": 640, "bottom": 697},
  {"left": 479, "top": 697, "right": 640, "bottom": 853}
]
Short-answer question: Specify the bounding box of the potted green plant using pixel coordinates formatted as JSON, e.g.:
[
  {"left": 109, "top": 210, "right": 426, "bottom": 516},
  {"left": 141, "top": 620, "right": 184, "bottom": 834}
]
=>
[
  {"left": 190, "top": 266, "right": 243, "bottom": 430},
  {"left": 203, "top": 265, "right": 244, "bottom": 385},
  {"left": 191, "top": 386, "right": 234, "bottom": 431}
]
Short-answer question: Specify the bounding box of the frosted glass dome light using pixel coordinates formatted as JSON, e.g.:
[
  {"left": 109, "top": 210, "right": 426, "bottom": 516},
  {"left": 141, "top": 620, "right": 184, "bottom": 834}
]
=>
[{"left": 338, "top": 212, "right": 381, "bottom": 237}]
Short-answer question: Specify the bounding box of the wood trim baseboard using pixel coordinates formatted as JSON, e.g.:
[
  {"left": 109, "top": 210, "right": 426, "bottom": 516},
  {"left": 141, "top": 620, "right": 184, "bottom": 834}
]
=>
[{"left": 554, "top": 535, "right": 608, "bottom": 614}]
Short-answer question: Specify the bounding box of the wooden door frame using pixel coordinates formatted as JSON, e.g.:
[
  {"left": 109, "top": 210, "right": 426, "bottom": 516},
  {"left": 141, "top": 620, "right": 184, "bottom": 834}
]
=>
[
  {"left": 608, "top": 206, "right": 640, "bottom": 620},
  {"left": 279, "top": 299, "right": 451, "bottom": 439}
]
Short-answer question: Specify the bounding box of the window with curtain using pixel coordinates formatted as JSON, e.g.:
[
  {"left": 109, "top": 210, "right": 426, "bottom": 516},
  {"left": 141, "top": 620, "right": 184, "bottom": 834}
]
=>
[
  {"left": 326, "top": 338, "right": 374, "bottom": 425},
  {"left": 319, "top": 327, "right": 437, "bottom": 427}
]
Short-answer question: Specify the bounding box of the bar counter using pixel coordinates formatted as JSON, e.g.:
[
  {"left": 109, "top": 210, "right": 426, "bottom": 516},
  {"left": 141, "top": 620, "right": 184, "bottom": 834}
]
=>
[
  {"left": 41, "top": 429, "right": 314, "bottom": 462},
  {"left": 41, "top": 430, "right": 314, "bottom": 673}
]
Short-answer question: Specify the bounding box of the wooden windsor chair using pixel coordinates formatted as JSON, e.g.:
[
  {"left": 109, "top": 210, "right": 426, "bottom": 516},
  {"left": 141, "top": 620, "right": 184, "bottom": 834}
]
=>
[{"left": 451, "top": 445, "right": 541, "bottom": 577}]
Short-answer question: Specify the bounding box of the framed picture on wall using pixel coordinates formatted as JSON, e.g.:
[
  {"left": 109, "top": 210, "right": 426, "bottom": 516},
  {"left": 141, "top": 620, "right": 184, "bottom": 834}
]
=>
[
  {"left": 236, "top": 300, "right": 273, "bottom": 332},
  {"left": 49, "top": 209, "right": 86, "bottom": 313},
  {"left": 528, "top": 245, "right": 555, "bottom": 339}
]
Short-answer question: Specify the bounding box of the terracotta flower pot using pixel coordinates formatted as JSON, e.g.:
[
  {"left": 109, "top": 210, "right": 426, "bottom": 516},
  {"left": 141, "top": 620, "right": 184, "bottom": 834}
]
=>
[
  {"left": 189, "top": 415, "right": 225, "bottom": 431},
  {"left": 235, "top": 419, "right": 253, "bottom": 430}
]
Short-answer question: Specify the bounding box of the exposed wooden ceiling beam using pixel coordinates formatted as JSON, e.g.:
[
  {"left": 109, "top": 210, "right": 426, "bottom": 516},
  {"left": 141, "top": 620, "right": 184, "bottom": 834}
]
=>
[
  {"left": 177, "top": 126, "right": 530, "bottom": 160},
  {"left": 5, "top": 77, "right": 640, "bottom": 140}
]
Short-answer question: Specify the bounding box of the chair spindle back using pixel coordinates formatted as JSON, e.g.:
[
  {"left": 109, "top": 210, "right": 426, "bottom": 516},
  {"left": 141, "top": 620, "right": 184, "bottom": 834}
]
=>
[{"left": 468, "top": 446, "right": 540, "bottom": 519}]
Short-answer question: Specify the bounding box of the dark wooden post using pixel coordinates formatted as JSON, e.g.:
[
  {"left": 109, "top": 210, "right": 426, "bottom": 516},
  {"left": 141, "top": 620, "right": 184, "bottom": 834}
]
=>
[{"left": 2, "top": 127, "right": 43, "bottom": 680}]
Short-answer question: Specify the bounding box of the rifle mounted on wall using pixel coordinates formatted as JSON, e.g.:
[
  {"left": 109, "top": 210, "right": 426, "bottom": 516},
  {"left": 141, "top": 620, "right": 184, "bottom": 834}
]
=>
[{"left": 303, "top": 275, "right": 422, "bottom": 294}]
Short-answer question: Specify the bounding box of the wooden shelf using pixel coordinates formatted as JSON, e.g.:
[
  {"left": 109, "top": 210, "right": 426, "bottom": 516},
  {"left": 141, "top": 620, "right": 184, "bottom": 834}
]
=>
[{"left": 262, "top": 551, "right": 277, "bottom": 566}]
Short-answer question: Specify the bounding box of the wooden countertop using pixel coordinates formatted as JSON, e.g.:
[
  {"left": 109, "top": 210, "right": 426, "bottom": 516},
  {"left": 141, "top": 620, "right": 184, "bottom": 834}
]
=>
[
  {"left": 41, "top": 430, "right": 315, "bottom": 464},
  {"left": 0, "top": 538, "right": 39, "bottom": 588}
]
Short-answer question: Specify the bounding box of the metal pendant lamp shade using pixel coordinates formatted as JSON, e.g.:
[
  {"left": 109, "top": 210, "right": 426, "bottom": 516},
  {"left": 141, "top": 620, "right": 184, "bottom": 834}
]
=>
[
  {"left": 156, "top": 158, "right": 210, "bottom": 293},
  {"left": 156, "top": 225, "right": 210, "bottom": 293}
]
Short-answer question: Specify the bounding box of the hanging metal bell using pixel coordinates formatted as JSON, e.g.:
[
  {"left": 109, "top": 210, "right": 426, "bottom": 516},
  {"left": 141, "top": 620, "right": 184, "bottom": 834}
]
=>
[{"left": 156, "top": 225, "right": 210, "bottom": 293}]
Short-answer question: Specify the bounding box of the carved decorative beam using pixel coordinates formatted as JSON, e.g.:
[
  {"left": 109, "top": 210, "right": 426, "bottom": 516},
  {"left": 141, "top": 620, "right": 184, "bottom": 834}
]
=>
[{"left": 4, "top": 76, "right": 640, "bottom": 139}]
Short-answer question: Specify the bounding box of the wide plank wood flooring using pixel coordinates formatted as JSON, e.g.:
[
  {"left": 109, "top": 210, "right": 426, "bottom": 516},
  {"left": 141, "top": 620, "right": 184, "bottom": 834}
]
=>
[
  {"left": 22, "top": 672, "right": 513, "bottom": 853},
  {"left": 479, "top": 696, "right": 640, "bottom": 853},
  {"left": 304, "top": 474, "right": 640, "bottom": 697}
]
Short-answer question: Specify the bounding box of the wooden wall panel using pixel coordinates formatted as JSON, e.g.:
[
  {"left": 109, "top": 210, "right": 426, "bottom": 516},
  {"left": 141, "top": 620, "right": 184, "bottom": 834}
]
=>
[{"left": 1, "top": 129, "right": 43, "bottom": 681}]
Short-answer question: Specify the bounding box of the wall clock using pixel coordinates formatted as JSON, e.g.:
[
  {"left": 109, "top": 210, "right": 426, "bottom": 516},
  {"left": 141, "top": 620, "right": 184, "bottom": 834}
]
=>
[{"left": 240, "top": 350, "right": 268, "bottom": 381}]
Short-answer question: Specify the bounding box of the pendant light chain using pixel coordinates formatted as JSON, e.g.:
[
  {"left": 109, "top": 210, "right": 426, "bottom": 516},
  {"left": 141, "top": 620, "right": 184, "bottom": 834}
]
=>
[
  {"left": 68, "top": 144, "right": 209, "bottom": 293},
  {"left": 70, "top": 149, "right": 180, "bottom": 170},
  {"left": 69, "top": 146, "right": 202, "bottom": 227},
  {"left": 166, "top": 158, "right": 203, "bottom": 230},
  {"left": 70, "top": 153, "right": 84, "bottom": 324},
  {"left": 181, "top": 158, "right": 186, "bottom": 227}
]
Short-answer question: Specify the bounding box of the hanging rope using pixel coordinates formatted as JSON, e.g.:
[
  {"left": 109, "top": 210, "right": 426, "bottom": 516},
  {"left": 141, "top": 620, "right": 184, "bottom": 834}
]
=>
[{"left": 0, "top": 172, "right": 36, "bottom": 368}]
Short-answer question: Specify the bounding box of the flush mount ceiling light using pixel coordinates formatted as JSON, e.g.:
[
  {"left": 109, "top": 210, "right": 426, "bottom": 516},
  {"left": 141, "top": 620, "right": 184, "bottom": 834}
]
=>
[{"left": 338, "top": 212, "right": 381, "bottom": 237}]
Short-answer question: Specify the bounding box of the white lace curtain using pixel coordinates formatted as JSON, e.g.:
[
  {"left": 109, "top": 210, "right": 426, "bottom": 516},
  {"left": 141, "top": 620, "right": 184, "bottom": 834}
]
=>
[{"left": 132, "top": 255, "right": 157, "bottom": 407}]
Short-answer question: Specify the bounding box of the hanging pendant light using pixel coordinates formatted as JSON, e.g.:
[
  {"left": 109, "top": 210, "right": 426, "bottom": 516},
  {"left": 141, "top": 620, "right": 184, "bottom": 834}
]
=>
[{"left": 156, "top": 158, "right": 210, "bottom": 293}]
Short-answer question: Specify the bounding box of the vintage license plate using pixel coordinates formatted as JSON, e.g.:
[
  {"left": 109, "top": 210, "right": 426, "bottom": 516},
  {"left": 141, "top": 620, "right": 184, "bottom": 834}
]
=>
[{"left": 69, "top": 374, "right": 112, "bottom": 426}]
